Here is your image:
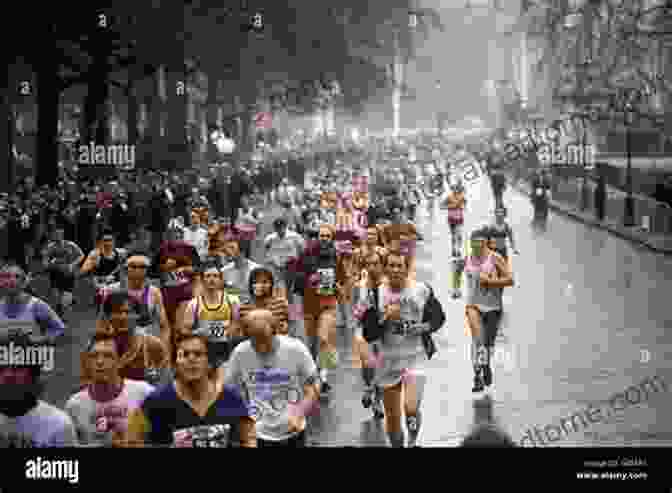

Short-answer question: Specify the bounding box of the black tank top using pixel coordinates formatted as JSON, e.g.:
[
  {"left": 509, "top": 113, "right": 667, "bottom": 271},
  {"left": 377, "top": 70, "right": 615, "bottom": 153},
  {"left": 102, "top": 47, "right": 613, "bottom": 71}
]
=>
[{"left": 95, "top": 250, "right": 120, "bottom": 276}]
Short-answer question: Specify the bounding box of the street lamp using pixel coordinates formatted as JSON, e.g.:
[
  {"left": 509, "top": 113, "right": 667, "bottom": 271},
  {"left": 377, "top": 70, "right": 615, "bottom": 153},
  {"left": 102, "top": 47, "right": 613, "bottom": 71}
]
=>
[
  {"left": 435, "top": 80, "right": 441, "bottom": 134},
  {"left": 621, "top": 91, "right": 639, "bottom": 227}
]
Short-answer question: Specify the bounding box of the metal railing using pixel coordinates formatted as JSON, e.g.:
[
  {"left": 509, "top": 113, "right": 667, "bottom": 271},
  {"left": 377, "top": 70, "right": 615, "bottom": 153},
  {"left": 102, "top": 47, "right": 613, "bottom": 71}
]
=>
[{"left": 551, "top": 176, "right": 672, "bottom": 235}]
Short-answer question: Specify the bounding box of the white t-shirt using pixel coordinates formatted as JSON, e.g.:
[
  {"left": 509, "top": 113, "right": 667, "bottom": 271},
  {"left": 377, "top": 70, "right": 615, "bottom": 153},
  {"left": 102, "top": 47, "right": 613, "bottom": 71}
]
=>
[
  {"left": 264, "top": 230, "right": 302, "bottom": 267},
  {"left": 360, "top": 282, "right": 432, "bottom": 387},
  {"left": 0, "top": 401, "right": 78, "bottom": 447},
  {"left": 182, "top": 226, "right": 209, "bottom": 259},
  {"left": 225, "top": 336, "right": 317, "bottom": 442},
  {"left": 65, "top": 379, "right": 154, "bottom": 446}
]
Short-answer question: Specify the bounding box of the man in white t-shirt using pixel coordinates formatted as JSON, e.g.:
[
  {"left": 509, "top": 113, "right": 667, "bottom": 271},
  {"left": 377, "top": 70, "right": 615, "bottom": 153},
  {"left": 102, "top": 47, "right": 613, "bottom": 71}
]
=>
[
  {"left": 65, "top": 335, "right": 154, "bottom": 447},
  {"left": 0, "top": 337, "right": 78, "bottom": 447},
  {"left": 264, "top": 217, "right": 303, "bottom": 301},
  {"left": 225, "top": 309, "right": 318, "bottom": 447},
  {"left": 182, "top": 209, "right": 209, "bottom": 260}
]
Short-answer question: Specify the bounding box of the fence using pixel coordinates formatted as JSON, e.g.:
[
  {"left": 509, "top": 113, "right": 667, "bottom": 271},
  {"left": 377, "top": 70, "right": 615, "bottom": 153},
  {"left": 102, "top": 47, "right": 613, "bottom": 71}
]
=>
[{"left": 551, "top": 176, "right": 672, "bottom": 235}]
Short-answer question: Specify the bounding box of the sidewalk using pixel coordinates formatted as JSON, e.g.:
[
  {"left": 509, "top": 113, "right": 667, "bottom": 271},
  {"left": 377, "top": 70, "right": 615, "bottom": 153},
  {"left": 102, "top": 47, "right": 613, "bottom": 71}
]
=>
[{"left": 511, "top": 178, "right": 672, "bottom": 255}]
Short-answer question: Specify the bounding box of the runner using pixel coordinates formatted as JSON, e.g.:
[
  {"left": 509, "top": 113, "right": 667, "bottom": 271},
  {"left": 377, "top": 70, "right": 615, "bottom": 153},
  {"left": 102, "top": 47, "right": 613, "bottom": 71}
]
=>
[
  {"left": 239, "top": 267, "right": 289, "bottom": 336},
  {"left": 126, "top": 332, "right": 256, "bottom": 447},
  {"left": 181, "top": 208, "right": 209, "bottom": 261},
  {"left": 464, "top": 227, "right": 514, "bottom": 393},
  {"left": 155, "top": 239, "right": 200, "bottom": 350},
  {"left": 366, "top": 252, "right": 444, "bottom": 447},
  {"left": 353, "top": 226, "right": 388, "bottom": 273},
  {"left": 0, "top": 264, "right": 65, "bottom": 344},
  {"left": 82, "top": 289, "right": 169, "bottom": 387},
  {"left": 0, "top": 334, "right": 78, "bottom": 447},
  {"left": 295, "top": 224, "right": 343, "bottom": 396},
  {"left": 181, "top": 261, "right": 243, "bottom": 384},
  {"left": 80, "top": 229, "right": 127, "bottom": 307},
  {"left": 220, "top": 228, "right": 261, "bottom": 300},
  {"left": 264, "top": 217, "right": 303, "bottom": 301},
  {"left": 236, "top": 195, "right": 263, "bottom": 259},
  {"left": 225, "top": 309, "right": 319, "bottom": 447},
  {"left": 352, "top": 251, "right": 386, "bottom": 420},
  {"left": 65, "top": 334, "right": 155, "bottom": 447},
  {"left": 441, "top": 176, "right": 466, "bottom": 258},
  {"left": 488, "top": 207, "right": 519, "bottom": 262},
  {"left": 99, "top": 250, "right": 171, "bottom": 354},
  {"left": 41, "top": 225, "right": 84, "bottom": 318}
]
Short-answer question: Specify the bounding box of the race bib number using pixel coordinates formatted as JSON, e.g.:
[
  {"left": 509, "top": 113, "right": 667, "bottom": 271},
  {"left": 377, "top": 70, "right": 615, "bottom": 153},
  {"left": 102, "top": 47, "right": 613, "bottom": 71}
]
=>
[
  {"left": 165, "top": 269, "right": 189, "bottom": 285},
  {"left": 173, "top": 424, "right": 230, "bottom": 448},
  {"left": 21, "top": 214, "right": 30, "bottom": 229},
  {"left": 96, "top": 416, "right": 109, "bottom": 433},
  {"left": 317, "top": 268, "right": 336, "bottom": 296},
  {"left": 206, "top": 320, "right": 228, "bottom": 340},
  {"left": 389, "top": 320, "right": 416, "bottom": 337}
]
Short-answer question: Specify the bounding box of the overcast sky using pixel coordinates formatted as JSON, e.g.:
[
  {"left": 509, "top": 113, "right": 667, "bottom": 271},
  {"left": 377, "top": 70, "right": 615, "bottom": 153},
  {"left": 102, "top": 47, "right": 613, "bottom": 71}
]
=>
[{"left": 357, "top": 0, "right": 516, "bottom": 131}]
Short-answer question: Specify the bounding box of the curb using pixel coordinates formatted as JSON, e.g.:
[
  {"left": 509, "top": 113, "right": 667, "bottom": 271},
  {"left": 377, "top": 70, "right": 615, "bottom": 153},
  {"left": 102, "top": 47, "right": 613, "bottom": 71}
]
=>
[{"left": 513, "top": 183, "right": 672, "bottom": 256}]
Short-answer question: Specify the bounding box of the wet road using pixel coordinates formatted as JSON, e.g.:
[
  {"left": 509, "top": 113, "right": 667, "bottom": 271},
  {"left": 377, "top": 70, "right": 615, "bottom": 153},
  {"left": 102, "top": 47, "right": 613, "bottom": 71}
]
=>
[
  {"left": 306, "top": 176, "right": 672, "bottom": 447},
  {"left": 39, "top": 179, "right": 672, "bottom": 446}
]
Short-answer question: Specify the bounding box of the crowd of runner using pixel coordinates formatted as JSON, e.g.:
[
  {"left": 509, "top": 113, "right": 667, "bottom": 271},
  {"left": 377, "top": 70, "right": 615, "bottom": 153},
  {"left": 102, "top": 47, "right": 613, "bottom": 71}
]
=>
[{"left": 0, "top": 137, "right": 521, "bottom": 448}]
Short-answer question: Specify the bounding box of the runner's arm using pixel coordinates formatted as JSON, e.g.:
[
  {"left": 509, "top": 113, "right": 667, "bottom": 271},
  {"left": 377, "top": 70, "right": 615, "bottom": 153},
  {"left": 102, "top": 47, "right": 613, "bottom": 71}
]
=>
[
  {"left": 149, "top": 336, "right": 170, "bottom": 369},
  {"left": 295, "top": 343, "right": 320, "bottom": 414},
  {"left": 68, "top": 243, "right": 85, "bottom": 274},
  {"left": 238, "top": 416, "right": 257, "bottom": 448},
  {"left": 153, "top": 287, "right": 173, "bottom": 353},
  {"left": 79, "top": 249, "right": 100, "bottom": 275},
  {"left": 34, "top": 300, "right": 66, "bottom": 339},
  {"left": 226, "top": 301, "right": 242, "bottom": 338},
  {"left": 178, "top": 298, "right": 197, "bottom": 337},
  {"left": 506, "top": 224, "right": 517, "bottom": 251},
  {"left": 484, "top": 254, "right": 514, "bottom": 288}
]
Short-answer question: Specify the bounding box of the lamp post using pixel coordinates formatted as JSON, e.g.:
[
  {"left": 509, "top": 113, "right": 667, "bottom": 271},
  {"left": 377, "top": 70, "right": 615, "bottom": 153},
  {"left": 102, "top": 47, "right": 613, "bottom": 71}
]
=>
[
  {"left": 435, "top": 80, "right": 441, "bottom": 134},
  {"left": 622, "top": 92, "right": 638, "bottom": 227}
]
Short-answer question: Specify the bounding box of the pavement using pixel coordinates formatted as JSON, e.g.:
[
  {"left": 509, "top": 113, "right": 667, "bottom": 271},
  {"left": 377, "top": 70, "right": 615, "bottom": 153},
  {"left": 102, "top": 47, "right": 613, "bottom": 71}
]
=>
[
  {"left": 512, "top": 177, "right": 672, "bottom": 256},
  {"left": 36, "top": 181, "right": 672, "bottom": 446}
]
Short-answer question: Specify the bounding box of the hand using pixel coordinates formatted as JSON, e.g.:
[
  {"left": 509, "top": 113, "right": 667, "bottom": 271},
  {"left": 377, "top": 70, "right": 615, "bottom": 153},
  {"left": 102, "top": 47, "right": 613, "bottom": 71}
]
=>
[
  {"left": 163, "top": 258, "right": 177, "bottom": 270},
  {"left": 384, "top": 303, "right": 401, "bottom": 321},
  {"left": 479, "top": 271, "right": 495, "bottom": 285},
  {"left": 287, "top": 410, "right": 307, "bottom": 434}
]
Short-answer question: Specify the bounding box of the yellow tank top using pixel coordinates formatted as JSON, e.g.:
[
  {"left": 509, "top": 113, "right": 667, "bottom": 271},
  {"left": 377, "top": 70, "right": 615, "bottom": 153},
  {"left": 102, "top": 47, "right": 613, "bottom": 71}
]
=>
[{"left": 193, "top": 293, "right": 237, "bottom": 342}]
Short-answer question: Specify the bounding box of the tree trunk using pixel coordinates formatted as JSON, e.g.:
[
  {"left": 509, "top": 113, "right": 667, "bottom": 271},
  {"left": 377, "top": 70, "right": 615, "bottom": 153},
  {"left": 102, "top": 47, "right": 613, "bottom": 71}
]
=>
[
  {"left": 83, "top": 35, "right": 111, "bottom": 148},
  {"left": 36, "top": 36, "right": 59, "bottom": 187},
  {"left": 2, "top": 73, "right": 13, "bottom": 191},
  {"left": 127, "top": 80, "right": 139, "bottom": 147},
  {"left": 149, "top": 65, "right": 165, "bottom": 169}
]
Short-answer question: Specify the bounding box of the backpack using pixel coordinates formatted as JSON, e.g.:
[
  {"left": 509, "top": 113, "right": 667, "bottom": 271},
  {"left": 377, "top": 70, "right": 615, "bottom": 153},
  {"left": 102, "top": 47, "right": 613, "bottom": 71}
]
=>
[
  {"left": 362, "top": 286, "right": 384, "bottom": 343},
  {"left": 420, "top": 283, "right": 445, "bottom": 360}
]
